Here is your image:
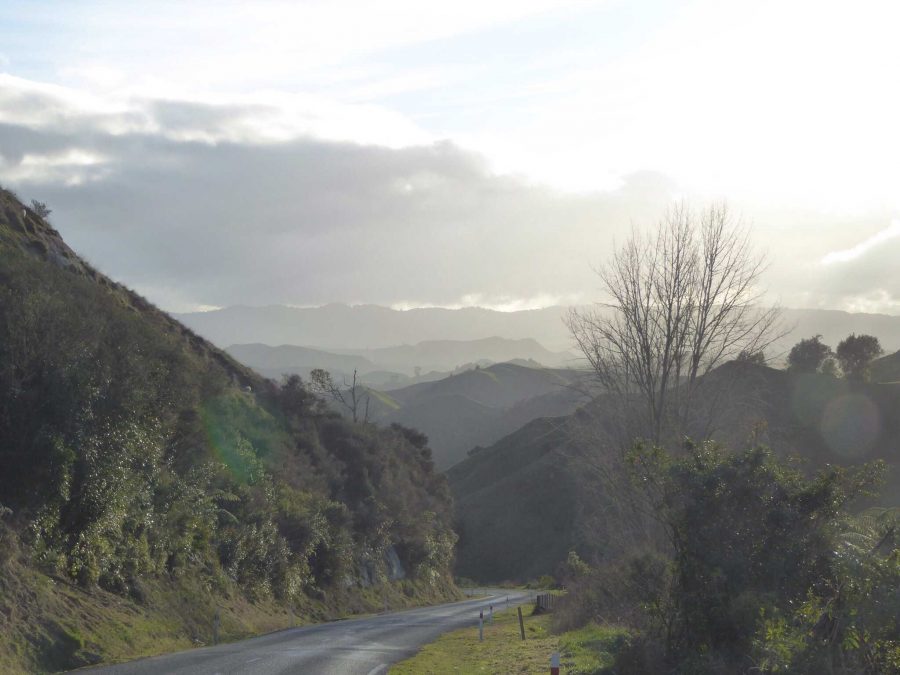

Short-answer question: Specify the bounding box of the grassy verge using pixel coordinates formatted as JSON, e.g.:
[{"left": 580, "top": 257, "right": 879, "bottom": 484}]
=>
[
  {"left": 0, "top": 555, "right": 459, "bottom": 674},
  {"left": 389, "top": 606, "right": 628, "bottom": 674}
]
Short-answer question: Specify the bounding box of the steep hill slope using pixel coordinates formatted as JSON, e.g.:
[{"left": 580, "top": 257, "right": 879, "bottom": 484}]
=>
[
  {"left": 0, "top": 189, "right": 457, "bottom": 673},
  {"left": 449, "top": 363, "right": 900, "bottom": 582},
  {"left": 448, "top": 415, "right": 578, "bottom": 582}
]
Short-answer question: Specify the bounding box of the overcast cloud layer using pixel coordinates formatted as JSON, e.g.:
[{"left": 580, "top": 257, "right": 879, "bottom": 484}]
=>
[{"left": 1, "top": 1, "right": 899, "bottom": 314}]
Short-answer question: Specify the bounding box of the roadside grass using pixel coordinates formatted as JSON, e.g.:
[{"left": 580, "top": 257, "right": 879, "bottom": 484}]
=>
[
  {"left": 390, "top": 606, "right": 628, "bottom": 674},
  {"left": 558, "top": 622, "right": 631, "bottom": 674},
  {"left": 0, "top": 552, "right": 460, "bottom": 674}
]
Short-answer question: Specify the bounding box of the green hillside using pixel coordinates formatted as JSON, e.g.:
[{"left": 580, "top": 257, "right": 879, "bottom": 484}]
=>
[
  {"left": 0, "top": 189, "right": 457, "bottom": 672},
  {"left": 448, "top": 415, "right": 578, "bottom": 582}
]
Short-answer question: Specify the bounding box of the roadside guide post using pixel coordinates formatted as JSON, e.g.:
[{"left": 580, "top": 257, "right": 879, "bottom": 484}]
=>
[
  {"left": 489, "top": 604, "right": 493, "bottom": 623},
  {"left": 550, "top": 651, "right": 560, "bottom": 675},
  {"left": 479, "top": 614, "right": 484, "bottom": 642}
]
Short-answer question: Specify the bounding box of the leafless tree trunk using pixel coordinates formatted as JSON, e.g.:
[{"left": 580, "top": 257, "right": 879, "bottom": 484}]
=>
[
  {"left": 309, "top": 367, "right": 370, "bottom": 423},
  {"left": 566, "top": 202, "right": 782, "bottom": 448}
]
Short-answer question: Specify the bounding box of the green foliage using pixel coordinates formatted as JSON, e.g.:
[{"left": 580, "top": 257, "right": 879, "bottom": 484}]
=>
[
  {"left": 836, "top": 333, "right": 884, "bottom": 382},
  {"left": 788, "top": 335, "right": 833, "bottom": 373},
  {"left": 617, "top": 441, "right": 887, "bottom": 673},
  {"left": 560, "top": 550, "right": 592, "bottom": 584},
  {"left": 749, "top": 508, "right": 900, "bottom": 673}
]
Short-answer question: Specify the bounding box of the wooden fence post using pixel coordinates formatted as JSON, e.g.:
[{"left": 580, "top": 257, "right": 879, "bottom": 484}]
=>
[{"left": 517, "top": 606, "right": 526, "bottom": 641}]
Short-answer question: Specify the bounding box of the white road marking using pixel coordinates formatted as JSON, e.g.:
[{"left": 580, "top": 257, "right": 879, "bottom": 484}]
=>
[
  {"left": 246, "top": 657, "right": 262, "bottom": 663},
  {"left": 365, "top": 664, "right": 388, "bottom": 675}
]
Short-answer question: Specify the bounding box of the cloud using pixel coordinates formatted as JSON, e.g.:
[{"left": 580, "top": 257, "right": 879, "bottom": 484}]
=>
[
  {"left": 4, "top": 72, "right": 898, "bottom": 317},
  {"left": 821, "top": 221, "right": 900, "bottom": 265},
  {"left": 803, "top": 220, "right": 900, "bottom": 314},
  {"left": 0, "top": 74, "right": 428, "bottom": 147},
  {"left": 0, "top": 76, "right": 675, "bottom": 312}
]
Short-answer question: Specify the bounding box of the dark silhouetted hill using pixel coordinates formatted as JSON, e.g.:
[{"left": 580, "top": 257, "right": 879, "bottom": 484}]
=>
[
  {"left": 872, "top": 349, "right": 900, "bottom": 383},
  {"left": 448, "top": 361, "right": 900, "bottom": 583},
  {"left": 362, "top": 362, "right": 589, "bottom": 469}
]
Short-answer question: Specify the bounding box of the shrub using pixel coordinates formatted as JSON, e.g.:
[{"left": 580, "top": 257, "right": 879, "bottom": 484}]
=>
[{"left": 618, "top": 440, "right": 885, "bottom": 671}]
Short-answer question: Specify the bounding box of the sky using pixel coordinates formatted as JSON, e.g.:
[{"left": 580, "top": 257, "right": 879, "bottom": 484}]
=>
[{"left": 1, "top": 0, "right": 899, "bottom": 314}]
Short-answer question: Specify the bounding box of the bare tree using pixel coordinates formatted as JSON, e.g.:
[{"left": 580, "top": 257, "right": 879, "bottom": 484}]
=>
[
  {"left": 309, "top": 368, "right": 371, "bottom": 423},
  {"left": 566, "top": 202, "right": 781, "bottom": 447}
]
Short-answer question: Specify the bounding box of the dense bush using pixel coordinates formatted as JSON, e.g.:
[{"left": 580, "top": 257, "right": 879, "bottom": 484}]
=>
[
  {"left": 0, "top": 202, "right": 456, "bottom": 608},
  {"left": 557, "top": 440, "right": 899, "bottom": 673}
]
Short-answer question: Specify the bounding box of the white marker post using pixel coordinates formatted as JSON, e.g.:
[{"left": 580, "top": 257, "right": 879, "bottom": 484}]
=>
[
  {"left": 478, "top": 616, "right": 484, "bottom": 642},
  {"left": 550, "top": 651, "right": 560, "bottom": 675},
  {"left": 489, "top": 604, "right": 493, "bottom": 624}
]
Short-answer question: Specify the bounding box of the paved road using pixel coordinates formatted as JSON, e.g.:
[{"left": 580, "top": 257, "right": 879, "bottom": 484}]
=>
[{"left": 76, "top": 590, "right": 532, "bottom": 675}]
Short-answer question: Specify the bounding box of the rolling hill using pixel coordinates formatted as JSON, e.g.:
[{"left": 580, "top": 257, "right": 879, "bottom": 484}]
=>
[
  {"left": 225, "top": 343, "right": 378, "bottom": 381},
  {"left": 362, "top": 362, "right": 590, "bottom": 469},
  {"left": 448, "top": 362, "right": 900, "bottom": 582},
  {"left": 224, "top": 343, "right": 592, "bottom": 470},
  {"left": 226, "top": 336, "right": 577, "bottom": 387},
  {"left": 338, "top": 337, "right": 576, "bottom": 372}
]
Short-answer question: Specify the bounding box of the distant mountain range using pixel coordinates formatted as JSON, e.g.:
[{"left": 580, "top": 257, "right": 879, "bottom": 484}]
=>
[
  {"left": 227, "top": 336, "right": 576, "bottom": 385},
  {"left": 177, "top": 304, "right": 900, "bottom": 363},
  {"left": 174, "top": 303, "right": 576, "bottom": 352}
]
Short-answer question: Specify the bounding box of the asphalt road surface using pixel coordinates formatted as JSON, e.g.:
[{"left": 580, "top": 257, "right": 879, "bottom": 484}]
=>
[{"left": 76, "top": 590, "right": 533, "bottom": 675}]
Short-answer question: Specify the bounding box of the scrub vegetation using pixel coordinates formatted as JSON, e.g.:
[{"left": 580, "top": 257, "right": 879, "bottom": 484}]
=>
[{"left": 0, "top": 188, "right": 458, "bottom": 672}]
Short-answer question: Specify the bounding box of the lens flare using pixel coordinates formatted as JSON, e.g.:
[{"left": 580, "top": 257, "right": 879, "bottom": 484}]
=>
[{"left": 819, "top": 393, "right": 881, "bottom": 459}]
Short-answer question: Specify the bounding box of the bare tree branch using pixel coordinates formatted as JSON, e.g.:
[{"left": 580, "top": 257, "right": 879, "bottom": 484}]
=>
[
  {"left": 309, "top": 367, "right": 371, "bottom": 423},
  {"left": 566, "top": 202, "right": 784, "bottom": 448}
]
